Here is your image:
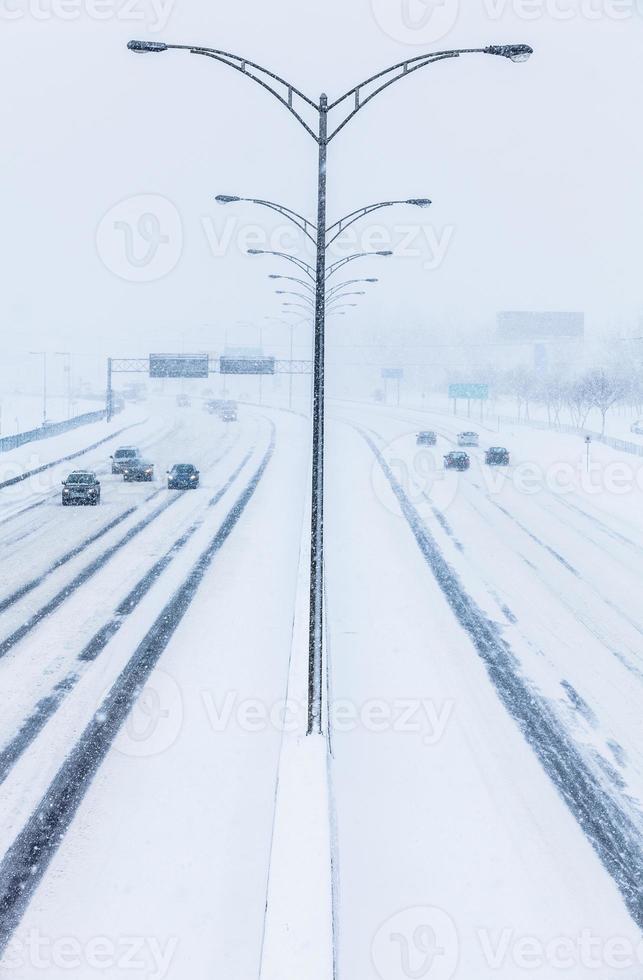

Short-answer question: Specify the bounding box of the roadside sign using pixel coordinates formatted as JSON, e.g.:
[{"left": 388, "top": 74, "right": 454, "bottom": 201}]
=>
[
  {"left": 448, "top": 383, "right": 489, "bottom": 400},
  {"left": 382, "top": 368, "right": 404, "bottom": 380},
  {"left": 220, "top": 356, "right": 276, "bottom": 376},
  {"left": 149, "top": 354, "right": 209, "bottom": 379}
]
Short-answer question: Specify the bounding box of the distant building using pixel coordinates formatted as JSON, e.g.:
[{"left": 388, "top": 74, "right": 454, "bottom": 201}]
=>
[
  {"left": 497, "top": 312, "right": 585, "bottom": 372},
  {"left": 497, "top": 311, "right": 584, "bottom": 341}
]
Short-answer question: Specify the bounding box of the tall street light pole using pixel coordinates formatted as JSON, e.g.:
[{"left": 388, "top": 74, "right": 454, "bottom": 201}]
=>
[{"left": 128, "top": 39, "right": 533, "bottom": 734}]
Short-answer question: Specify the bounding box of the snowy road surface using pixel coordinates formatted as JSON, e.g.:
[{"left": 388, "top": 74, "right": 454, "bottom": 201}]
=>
[{"left": 0, "top": 398, "right": 642, "bottom": 979}]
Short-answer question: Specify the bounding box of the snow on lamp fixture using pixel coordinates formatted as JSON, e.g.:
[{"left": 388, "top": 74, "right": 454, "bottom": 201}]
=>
[
  {"left": 486, "top": 44, "right": 533, "bottom": 63},
  {"left": 127, "top": 40, "right": 168, "bottom": 53}
]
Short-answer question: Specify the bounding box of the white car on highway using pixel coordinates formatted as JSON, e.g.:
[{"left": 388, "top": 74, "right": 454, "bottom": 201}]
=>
[{"left": 457, "top": 431, "right": 479, "bottom": 447}]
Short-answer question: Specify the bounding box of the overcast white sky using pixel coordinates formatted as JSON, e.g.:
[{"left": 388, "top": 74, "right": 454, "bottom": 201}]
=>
[{"left": 1, "top": 0, "right": 642, "bottom": 375}]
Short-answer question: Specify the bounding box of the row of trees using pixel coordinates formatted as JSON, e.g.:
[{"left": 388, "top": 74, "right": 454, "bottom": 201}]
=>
[{"left": 491, "top": 367, "right": 643, "bottom": 434}]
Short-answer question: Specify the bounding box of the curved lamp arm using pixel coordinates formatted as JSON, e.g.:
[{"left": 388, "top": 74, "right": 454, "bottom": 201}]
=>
[
  {"left": 326, "top": 278, "right": 378, "bottom": 299},
  {"left": 325, "top": 198, "right": 431, "bottom": 247},
  {"left": 128, "top": 40, "right": 320, "bottom": 140},
  {"left": 282, "top": 302, "right": 313, "bottom": 314},
  {"left": 325, "top": 251, "right": 393, "bottom": 282},
  {"left": 216, "top": 195, "right": 317, "bottom": 245},
  {"left": 269, "top": 274, "right": 315, "bottom": 293},
  {"left": 275, "top": 290, "right": 315, "bottom": 306},
  {"left": 326, "top": 44, "right": 533, "bottom": 142},
  {"left": 247, "top": 249, "right": 316, "bottom": 281}
]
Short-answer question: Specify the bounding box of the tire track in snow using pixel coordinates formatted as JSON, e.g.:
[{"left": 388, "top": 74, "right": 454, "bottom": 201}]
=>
[
  {"left": 0, "top": 434, "right": 241, "bottom": 658},
  {"left": 0, "top": 426, "right": 275, "bottom": 948},
  {"left": 0, "top": 492, "right": 161, "bottom": 614},
  {"left": 0, "top": 418, "right": 174, "bottom": 539},
  {"left": 0, "top": 418, "right": 146, "bottom": 492},
  {"left": 0, "top": 444, "right": 257, "bottom": 785},
  {"left": 359, "top": 424, "right": 643, "bottom": 930}
]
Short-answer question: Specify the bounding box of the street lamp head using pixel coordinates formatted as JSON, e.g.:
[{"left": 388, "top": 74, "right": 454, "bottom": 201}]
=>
[
  {"left": 215, "top": 194, "right": 241, "bottom": 204},
  {"left": 486, "top": 44, "right": 533, "bottom": 63},
  {"left": 365, "top": 278, "right": 379, "bottom": 283},
  {"left": 247, "top": 249, "right": 264, "bottom": 255},
  {"left": 406, "top": 198, "right": 432, "bottom": 208},
  {"left": 377, "top": 251, "right": 393, "bottom": 256},
  {"left": 127, "top": 39, "right": 168, "bottom": 53}
]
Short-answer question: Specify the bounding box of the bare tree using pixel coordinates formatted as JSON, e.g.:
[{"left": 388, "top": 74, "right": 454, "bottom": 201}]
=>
[{"left": 584, "top": 370, "right": 626, "bottom": 435}]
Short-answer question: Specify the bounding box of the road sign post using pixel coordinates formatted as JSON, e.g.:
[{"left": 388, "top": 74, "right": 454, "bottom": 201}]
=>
[
  {"left": 448, "top": 383, "right": 489, "bottom": 419},
  {"left": 219, "top": 356, "right": 276, "bottom": 375}
]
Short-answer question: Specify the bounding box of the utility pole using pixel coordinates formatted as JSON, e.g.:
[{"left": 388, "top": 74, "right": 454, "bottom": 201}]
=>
[{"left": 106, "top": 358, "right": 113, "bottom": 422}]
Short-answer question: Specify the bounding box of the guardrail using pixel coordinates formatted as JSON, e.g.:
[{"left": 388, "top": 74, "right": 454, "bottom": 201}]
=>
[
  {"left": 0, "top": 410, "right": 108, "bottom": 454},
  {"left": 497, "top": 414, "right": 643, "bottom": 458}
]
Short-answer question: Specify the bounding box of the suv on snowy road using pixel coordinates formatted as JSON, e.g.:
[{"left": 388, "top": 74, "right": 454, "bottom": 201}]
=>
[
  {"left": 62, "top": 471, "right": 101, "bottom": 506},
  {"left": 485, "top": 447, "right": 510, "bottom": 466},
  {"left": 167, "top": 463, "right": 200, "bottom": 489},
  {"left": 123, "top": 458, "right": 155, "bottom": 482},
  {"left": 111, "top": 447, "right": 141, "bottom": 475},
  {"left": 416, "top": 431, "right": 437, "bottom": 446},
  {"left": 444, "top": 452, "right": 470, "bottom": 471}
]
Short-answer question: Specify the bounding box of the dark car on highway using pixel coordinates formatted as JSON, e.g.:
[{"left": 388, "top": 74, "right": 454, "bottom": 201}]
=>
[
  {"left": 416, "top": 431, "right": 437, "bottom": 446},
  {"left": 111, "top": 447, "right": 140, "bottom": 475},
  {"left": 444, "top": 451, "right": 470, "bottom": 471},
  {"left": 62, "top": 471, "right": 101, "bottom": 506},
  {"left": 485, "top": 446, "right": 510, "bottom": 466},
  {"left": 167, "top": 463, "right": 200, "bottom": 489},
  {"left": 123, "top": 458, "right": 155, "bottom": 482}
]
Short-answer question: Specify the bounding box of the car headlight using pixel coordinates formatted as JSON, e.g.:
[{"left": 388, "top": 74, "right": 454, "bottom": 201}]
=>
[{"left": 63, "top": 488, "right": 70, "bottom": 493}]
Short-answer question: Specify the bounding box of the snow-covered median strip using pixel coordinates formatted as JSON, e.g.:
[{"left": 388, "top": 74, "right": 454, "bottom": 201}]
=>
[{"left": 259, "top": 504, "right": 334, "bottom": 980}]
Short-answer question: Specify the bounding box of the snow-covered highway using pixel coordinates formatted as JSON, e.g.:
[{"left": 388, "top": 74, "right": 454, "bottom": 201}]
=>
[
  {"left": 327, "top": 402, "right": 643, "bottom": 977},
  {"left": 0, "top": 398, "right": 642, "bottom": 979}
]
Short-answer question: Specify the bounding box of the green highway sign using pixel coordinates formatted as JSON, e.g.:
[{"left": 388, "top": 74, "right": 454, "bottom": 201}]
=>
[{"left": 448, "top": 383, "right": 489, "bottom": 400}]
